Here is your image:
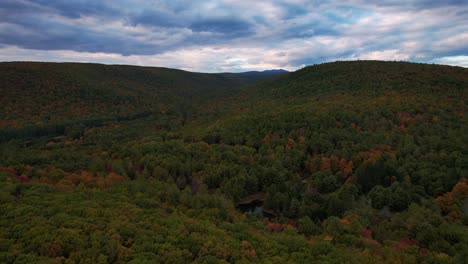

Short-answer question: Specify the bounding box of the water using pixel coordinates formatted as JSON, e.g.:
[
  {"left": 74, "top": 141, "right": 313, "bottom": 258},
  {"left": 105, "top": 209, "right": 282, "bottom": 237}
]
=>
[{"left": 237, "top": 200, "right": 274, "bottom": 218}]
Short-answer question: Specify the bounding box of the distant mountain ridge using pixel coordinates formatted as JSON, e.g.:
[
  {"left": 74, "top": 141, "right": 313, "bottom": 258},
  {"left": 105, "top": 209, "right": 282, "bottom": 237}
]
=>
[
  {"left": 0, "top": 61, "right": 286, "bottom": 129},
  {"left": 239, "top": 69, "right": 289, "bottom": 75},
  {"left": 1, "top": 60, "right": 466, "bottom": 131}
]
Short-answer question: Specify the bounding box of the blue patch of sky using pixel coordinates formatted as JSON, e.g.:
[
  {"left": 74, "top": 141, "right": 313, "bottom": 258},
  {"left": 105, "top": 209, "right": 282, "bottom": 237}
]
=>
[
  {"left": 324, "top": 6, "right": 372, "bottom": 24},
  {"left": 280, "top": 3, "right": 308, "bottom": 19}
]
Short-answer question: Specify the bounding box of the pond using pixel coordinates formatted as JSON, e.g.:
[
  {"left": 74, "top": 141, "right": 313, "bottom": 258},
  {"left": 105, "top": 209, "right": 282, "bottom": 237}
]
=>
[{"left": 237, "top": 200, "right": 275, "bottom": 218}]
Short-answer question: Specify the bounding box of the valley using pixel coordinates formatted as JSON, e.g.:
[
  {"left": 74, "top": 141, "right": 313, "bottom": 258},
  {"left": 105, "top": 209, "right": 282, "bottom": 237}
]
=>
[{"left": 0, "top": 60, "right": 467, "bottom": 263}]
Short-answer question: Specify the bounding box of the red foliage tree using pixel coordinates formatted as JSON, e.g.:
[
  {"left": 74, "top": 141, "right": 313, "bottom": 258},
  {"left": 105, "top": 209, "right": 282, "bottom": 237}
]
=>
[{"left": 320, "top": 157, "right": 331, "bottom": 172}]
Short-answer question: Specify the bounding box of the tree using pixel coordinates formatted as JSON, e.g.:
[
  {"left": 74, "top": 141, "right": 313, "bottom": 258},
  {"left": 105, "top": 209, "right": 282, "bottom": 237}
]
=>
[
  {"left": 326, "top": 193, "right": 346, "bottom": 217},
  {"left": 298, "top": 216, "right": 320, "bottom": 235}
]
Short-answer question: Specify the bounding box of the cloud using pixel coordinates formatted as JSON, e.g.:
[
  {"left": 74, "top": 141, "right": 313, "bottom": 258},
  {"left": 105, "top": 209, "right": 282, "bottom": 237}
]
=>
[
  {"left": 190, "top": 18, "right": 253, "bottom": 37},
  {"left": 0, "top": 0, "right": 467, "bottom": 71},
  {"left": 128, "top": 9, "right": 184, "bottom": 28},
  {"left": 28, "top": 0, "right": 120, "bottom": 18}
]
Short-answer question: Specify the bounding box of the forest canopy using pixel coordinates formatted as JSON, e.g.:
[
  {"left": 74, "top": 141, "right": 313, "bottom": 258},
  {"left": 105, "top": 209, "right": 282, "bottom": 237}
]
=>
[{"left": 0, "top": 60, "right": 467, "bottom": 263}]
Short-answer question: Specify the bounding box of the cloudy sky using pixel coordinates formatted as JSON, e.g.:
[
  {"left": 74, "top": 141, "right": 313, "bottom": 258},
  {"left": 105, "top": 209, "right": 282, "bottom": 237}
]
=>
[{"left": 0, "top": 0, "right": 467, "bottom": 72}]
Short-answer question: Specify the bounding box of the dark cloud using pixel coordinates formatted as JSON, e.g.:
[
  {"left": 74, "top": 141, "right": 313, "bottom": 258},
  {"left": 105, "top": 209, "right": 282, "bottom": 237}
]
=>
[
  {"left": 0, "top": 25, "right": 157, "bottom": 56},
  {"left": 0, "top": 0, "right": 258, "bottom": 54},
  {"left": 128, "top": 9, "right": 184, "bottom": 28},
  {"left": 0, "top": 12, "right": 163, "bottom": 55},
  {"left": 280, "top": 3, "right": 308, "bottom": 19},
  {"left": 0, "top": 0, "right": 34, "bottom": 12},
  {"left": 190, "top": 18, "right": 253, "bottom": 37},
  {"left": 283, "top": 23, "right": 338, "bottom": 39},
  {"left": 351, "top": 0, "right": 467, "bottom": 10},
  {"left": 0, "top": 0, "right": 48, "bottom": 18},
  {"left": 28, "top": 0, "right": 119, "bottom": 18}
]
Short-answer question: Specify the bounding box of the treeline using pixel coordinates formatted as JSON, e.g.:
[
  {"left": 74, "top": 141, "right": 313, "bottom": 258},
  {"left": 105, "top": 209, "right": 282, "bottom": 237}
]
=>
[{"left": 0, "top": 111, "right": 154, "bottom": 143}]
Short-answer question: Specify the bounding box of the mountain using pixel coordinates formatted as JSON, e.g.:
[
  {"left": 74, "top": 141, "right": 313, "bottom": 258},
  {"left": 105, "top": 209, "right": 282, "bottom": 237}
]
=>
[
  {"left": 0, "top": 62, "right": 286, "bottom": 130},
  {"left": 0, "top": 60, "right": 467, "bottom": 263},
  {"left": 247, "top": 60, "right": 467, "bottom": 98},
  {"left": 238, "top": 69, "right": 289, "bottom": 75}
]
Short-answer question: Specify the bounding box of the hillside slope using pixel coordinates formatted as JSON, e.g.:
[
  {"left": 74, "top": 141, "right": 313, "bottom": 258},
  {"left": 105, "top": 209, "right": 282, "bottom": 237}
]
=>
[
  {"left": 0, "top": 62, "right": 286, "bottom": 129},
  {"left": 247, "top": 60, "right": 467, "bottom": 98}
]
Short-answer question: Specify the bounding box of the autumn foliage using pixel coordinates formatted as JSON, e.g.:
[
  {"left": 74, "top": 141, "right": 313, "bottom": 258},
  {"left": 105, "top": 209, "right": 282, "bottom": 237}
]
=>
[{"left": 436, "top": 178, "right": 468, "bottom": 220}]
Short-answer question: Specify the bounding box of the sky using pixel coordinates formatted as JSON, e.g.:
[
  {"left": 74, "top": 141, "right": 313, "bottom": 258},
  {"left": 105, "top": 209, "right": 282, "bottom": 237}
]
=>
[{"left": 0, "top": 0, "right": 467, "bottom": 72}]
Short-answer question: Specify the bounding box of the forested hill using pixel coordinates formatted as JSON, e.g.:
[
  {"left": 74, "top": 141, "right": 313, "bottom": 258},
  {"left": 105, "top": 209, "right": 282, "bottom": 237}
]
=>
[
  {"left": 246, "top": 60, "right": 468, "bottom": 98},
  {"left": 0, "top": 62, "right": 286, "bottom": 129}
]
